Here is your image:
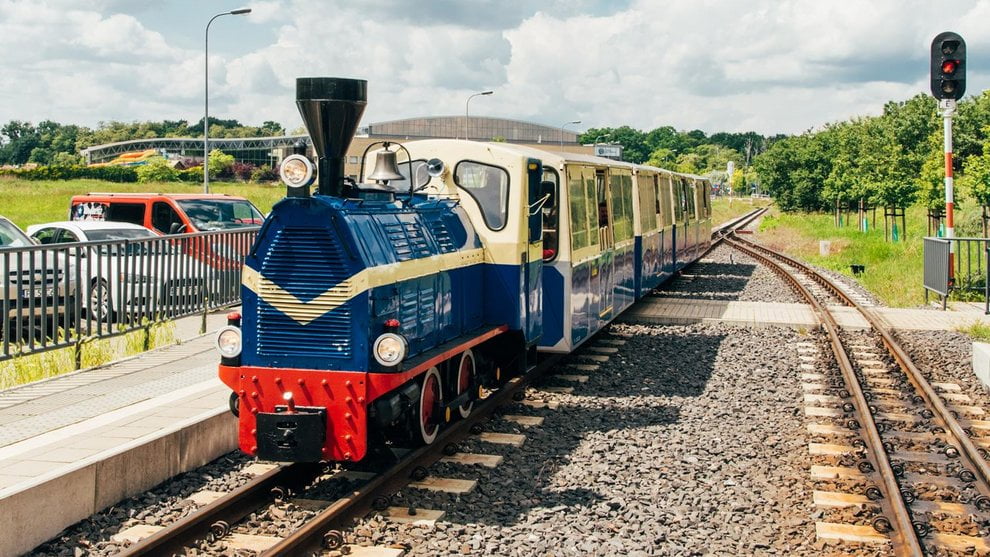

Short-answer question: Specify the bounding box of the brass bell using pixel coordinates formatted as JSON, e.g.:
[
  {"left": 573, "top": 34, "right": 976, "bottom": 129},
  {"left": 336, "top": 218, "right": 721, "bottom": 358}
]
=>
[{"left": 367, "top": 149, "right": 404, "bottom": 182}]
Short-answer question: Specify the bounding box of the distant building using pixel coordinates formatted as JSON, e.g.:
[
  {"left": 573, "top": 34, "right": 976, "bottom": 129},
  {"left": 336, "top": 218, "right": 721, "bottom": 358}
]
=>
[{"left": 81, "top": 116, "right": 597, "bottom": 178}]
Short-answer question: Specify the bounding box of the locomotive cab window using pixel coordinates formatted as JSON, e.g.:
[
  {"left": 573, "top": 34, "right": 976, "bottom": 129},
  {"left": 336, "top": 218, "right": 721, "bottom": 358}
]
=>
[
  {"left": 454, "top": 160, "right": 509, "bottom": 230},
  {"left": 541, "top": 168, "right": 560, "bottom": 261}
]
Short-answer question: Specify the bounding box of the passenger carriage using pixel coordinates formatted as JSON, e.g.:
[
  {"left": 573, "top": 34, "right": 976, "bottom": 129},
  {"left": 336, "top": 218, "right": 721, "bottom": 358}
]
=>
[{"left": 390, "top": 141, "right": 712, "bottom": 355}]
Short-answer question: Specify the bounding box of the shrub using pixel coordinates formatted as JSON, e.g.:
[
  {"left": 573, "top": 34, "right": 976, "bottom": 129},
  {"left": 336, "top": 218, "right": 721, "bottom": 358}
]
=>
[
  {"left": 231, "top": 161, "right": 256, "bottom": 181},
  {"left": 177, "top": 167, "right": 203, "bottom": 182},
  {"left": 208, "top": 149, "right": 235, "bottom": 180},
  {"left": 135, "top": 157, "right": 178, "bottom": 183},
  {"left": 250, "top": 165, "right": 278, "bottom": 183},
  {"left": 0, "top": 164, "right": 138, "bottom": 182}
]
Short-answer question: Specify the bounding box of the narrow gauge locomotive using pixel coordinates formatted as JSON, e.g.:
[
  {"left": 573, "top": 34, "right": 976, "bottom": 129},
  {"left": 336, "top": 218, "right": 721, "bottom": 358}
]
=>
[{"left": 217, "top": 77, "right": 711, "bottom": 463}]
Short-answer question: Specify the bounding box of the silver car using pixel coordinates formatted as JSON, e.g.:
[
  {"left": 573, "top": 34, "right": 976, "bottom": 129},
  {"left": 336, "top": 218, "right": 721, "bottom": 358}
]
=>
[
  {"left": 0, "top": 216, "right": 73, "bottom": 341},
  {"left": 27, "top": 221, "right": 204, "bottom": 323}
]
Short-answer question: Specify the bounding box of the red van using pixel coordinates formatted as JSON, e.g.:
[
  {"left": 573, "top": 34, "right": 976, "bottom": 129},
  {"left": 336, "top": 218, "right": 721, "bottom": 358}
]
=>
[{"left": 69, "top": 193, "right": 263, "bottom": 234}]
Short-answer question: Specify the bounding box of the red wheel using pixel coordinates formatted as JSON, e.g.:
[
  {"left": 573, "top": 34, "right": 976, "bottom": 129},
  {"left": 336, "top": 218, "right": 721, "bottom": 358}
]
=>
[
  {"left": 418, "top": 367, "right": 442, "bottom": 445},
  {"left": 456, "top": 350, "right": 476, "bottom": 419}
]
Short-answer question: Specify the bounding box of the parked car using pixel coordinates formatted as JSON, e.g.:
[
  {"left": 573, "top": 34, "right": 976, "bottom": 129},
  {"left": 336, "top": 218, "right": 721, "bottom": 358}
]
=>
[
  {"left": 68, "top": 193, "right": 260, "bottom": 300},
  {"left": 27, "top": 221, "right": 204, "bottom": 322},
  {"left": 0, "top": 216, "right": 73, "bottom": 342},
  {"left": 68, "top": 193, "right": 263, "bottom": 234}
]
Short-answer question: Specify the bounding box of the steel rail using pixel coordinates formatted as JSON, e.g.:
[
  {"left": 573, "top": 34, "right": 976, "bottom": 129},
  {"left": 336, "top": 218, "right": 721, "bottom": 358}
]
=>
[
  {"left": 732, "top": 234, "right": 990, "bottom": 504},
  {"left": 118, "top": 462, "right": 322, "bottom": 556},
  {"left": 263, "top": 354, "right": 562, "bottom": 555},
  {"left": 725, "top": 235, "right": 925, "bottom": 557}
]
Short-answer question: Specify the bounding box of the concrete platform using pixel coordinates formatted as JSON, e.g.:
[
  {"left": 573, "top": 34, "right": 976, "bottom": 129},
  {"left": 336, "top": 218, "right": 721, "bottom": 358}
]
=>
[
  {"left": 622, "top": 297, "right": 990, "bottom": 332},
  {"left": 0, "top": 312, "right": 236, "bottom": 557}
]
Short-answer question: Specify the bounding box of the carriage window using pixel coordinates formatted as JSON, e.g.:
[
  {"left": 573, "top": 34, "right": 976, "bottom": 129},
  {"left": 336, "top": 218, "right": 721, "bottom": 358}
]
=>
[
  {"left": 454, "top": 161, "right": 509, "bottom": 230},
  {"left": 541, "top": 168, "right": 560, "bottom": 261},
  {"left": 672, "top": 177, "right": 684, "bottom": 222},
  {"left": 686, "top": 181, "right": 697, "bottom": 218},
  {"left": 702, "top": 182, "right": 711, "bottom": 217},
  {"left": 638, "top": 174, "right": 657, "bottom": 232},
  {"left": 610, "top": 172, "right": 634, "bottom": 243},
  {"left": 568, "top": 167, "right": 589, "bottom": 250},
  {"left": 597, "top": 172, "right": 609, "bottom": 228}
]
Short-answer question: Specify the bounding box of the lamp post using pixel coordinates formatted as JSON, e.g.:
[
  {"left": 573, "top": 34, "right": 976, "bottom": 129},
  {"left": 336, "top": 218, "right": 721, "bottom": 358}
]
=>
[
  {"left": 464, "top": 90, "right": 493, "bottom": 140},
  {"left": 560, "top": 120, "right": 581, "bottom": 152},
  {"left": 204, "top": 8, "right": 251, "bottom": 193}
]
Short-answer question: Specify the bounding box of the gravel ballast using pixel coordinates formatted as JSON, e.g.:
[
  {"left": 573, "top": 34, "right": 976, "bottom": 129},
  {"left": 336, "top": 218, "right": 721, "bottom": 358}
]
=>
[
  {"left": 655, "top": 244, "right": 803, "bottom": 304},
  {"left": 341, "top": 323, "right": 822, "bottom": 556}
]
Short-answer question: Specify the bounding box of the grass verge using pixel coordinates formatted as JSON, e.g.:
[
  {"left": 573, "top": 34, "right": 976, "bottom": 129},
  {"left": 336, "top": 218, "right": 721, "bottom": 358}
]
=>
[
  {"left": 0, "top": 177, "right": 285, "bottom": 229},
  {"left": 754, "top": 204, "right": 973, "bottom": 308},
  {"left": 0, "top": 320, "right": 177, "bottom": 390},
  {"left": 957, "top": 321, "right": 990, "bottom": 342}
]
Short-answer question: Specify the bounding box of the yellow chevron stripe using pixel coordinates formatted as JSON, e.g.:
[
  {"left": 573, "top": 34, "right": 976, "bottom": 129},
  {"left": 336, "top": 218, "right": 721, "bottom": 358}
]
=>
[{"left": 243, "top": 248, "right": 485, "bottom": 326}]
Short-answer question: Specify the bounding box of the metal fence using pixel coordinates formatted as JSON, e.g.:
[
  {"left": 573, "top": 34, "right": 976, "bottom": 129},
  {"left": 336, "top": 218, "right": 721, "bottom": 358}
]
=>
[
  {"left": 1, "top": 228, "right": 257, "bottom": 362},
  {"left": 923, "top": 236, "right": 990, "bottom": 311}
]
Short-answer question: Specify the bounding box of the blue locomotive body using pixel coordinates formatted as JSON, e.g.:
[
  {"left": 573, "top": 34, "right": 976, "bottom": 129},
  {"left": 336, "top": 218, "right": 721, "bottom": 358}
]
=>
[{"left": 240, "top": 193, "right": 485, "bottom": 373}]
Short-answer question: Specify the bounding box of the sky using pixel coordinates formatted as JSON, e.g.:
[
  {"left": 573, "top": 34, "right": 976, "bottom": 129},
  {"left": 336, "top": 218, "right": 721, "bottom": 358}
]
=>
[{"left": 0, "top": 0, "right": 988, "bottom": 137}]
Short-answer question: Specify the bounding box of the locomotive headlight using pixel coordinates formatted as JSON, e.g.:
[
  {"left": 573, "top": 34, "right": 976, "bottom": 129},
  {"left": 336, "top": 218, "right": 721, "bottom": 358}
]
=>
[
  {"left": 373, "top": 332, "right": 407, "bottom": 366},
  {"left": 215, "top": 325, "right": 242, "bottom": 358},
  {"left": 279, "top": 154, "right": 316, "bottom": 189}
]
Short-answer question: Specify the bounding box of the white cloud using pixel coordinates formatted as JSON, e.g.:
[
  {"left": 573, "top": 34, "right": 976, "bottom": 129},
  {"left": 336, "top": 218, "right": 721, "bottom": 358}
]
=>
[{"left": 1, "top": 0, "right": 989, "bottom": 137}]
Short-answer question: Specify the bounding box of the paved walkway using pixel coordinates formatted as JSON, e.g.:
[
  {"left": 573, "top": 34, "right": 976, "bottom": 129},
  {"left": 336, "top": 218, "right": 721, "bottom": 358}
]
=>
[
  {"left": 0, "top": 311, "right": 236, "bottom": 556},
  {"left": 622, "top": 297, "right": 990, "bottom": 331}
]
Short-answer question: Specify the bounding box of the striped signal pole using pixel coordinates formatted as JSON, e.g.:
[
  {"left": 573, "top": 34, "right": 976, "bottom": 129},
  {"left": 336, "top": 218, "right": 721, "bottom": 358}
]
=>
[{"left": 942, "top": 98, "right": 957, "bottom": 284}]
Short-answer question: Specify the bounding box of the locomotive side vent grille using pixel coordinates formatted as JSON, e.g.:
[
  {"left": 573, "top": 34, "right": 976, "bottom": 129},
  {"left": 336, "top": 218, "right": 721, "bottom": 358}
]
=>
[
  {"left": 421, "top": 212, "right": 455, "bottom": 252},
  {"left": 256, "top": 226, "right": 352, "bottom": 359},
  {"left": 380, "top": 217, "right": 432, "bottom": 261}
]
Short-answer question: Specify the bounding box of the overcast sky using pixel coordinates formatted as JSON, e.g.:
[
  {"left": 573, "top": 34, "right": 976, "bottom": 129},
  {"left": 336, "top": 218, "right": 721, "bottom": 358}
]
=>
[{"left": 0, "top": 0, "right": 987, "bottom": 136}]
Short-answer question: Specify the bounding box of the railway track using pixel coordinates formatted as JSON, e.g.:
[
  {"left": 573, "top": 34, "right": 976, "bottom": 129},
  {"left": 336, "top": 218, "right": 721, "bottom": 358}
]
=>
[
  {"left": 725, "top": 233, "right": 990, "bottom": 556},
  {"left": 117, "top": 209, "right": 769, "bottom": 556}
]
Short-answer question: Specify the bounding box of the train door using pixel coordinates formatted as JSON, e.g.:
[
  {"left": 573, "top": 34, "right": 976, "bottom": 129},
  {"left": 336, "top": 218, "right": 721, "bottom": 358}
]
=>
[
  {"left": 596, "top": 169, "right": 613, "bottom": 321},
  {"left": 524, "top": 159, "right": 544, "bottom": 345}
]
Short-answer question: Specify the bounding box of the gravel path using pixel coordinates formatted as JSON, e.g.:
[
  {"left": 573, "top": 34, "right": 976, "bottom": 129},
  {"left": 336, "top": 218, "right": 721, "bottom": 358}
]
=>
[
  {"left": 342, "top": 323, "right": 821, "bottom": 556},
  {"left": 654, "top": 244, "right": 803, "bottom": 304}
]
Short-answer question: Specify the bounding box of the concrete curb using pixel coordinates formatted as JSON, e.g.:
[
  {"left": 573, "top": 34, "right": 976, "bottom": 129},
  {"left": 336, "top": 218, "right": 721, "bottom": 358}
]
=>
[{"left": 0, "top": 408, "right": 236, "bottom": 556}]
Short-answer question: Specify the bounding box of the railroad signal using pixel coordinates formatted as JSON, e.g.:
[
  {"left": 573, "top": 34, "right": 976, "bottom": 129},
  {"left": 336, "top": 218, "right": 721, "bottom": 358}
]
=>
[{"left": 931, "top": 32, "right": 966, "bottom": 100}]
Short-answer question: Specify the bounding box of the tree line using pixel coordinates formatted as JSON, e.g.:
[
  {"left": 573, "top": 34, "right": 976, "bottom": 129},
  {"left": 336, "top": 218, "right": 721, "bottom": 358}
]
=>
[
  {"left": 752, "top": 91, "right": 990, "bottom": 215},
  {"left": 577, "top": 126, "right": 785, "bottom": 187},
  {"left": 0, "top": 118, "right": 286, "bottom": 166}
]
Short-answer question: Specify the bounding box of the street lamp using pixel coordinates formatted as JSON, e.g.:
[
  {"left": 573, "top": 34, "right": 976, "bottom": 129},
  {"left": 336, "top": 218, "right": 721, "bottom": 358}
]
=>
[
  {"left": 559, "top": 120, "right": 581, "bottom": 152},
  {"left": 464, "top": 90, "right": 493, "bottom": 140},
  {"left": 204, "top": 8, "right": 251, "bottom": 193}
]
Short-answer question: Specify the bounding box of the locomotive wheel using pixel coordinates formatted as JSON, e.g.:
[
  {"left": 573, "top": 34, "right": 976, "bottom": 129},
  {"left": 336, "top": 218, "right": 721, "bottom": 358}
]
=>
[
  {"left": 418, "top": 367, "right": 442, "bottom": 445},
  {"left": 456, "top": 349, "right": 476, "bottom": 419}
]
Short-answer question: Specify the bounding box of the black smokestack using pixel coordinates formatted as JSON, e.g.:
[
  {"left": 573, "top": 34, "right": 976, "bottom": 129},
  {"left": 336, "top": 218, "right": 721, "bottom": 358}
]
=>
[{"left": 295, "top": 77, "right": 367, "bottom": 197}]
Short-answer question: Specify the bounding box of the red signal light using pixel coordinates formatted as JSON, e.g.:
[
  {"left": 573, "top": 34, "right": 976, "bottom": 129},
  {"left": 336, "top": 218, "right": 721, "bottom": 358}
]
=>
[{"left": 942, "top": 60, "right": 958, "bottom": 74}]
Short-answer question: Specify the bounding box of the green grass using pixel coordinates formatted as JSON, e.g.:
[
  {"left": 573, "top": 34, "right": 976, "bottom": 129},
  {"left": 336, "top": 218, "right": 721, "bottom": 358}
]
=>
[
  {"left": 0, "top": 176, "right": 285, "bottom": 229},
  {"left": 957, "top": 321, "right": 990, "bottom": 342},
  {"left": 755, "top": 204, "right": 964, "bottom": 308},
  {"left": 0, "top": 320, "right": 177, "bottom": 390},
  {"left": 711, "top": 196, "right": 773, "bottom": 227}
]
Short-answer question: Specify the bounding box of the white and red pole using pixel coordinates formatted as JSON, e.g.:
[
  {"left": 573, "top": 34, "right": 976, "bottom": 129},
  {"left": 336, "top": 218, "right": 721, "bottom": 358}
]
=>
[{"left": 942, "top": 98, "right": 957, "bottom": 284}]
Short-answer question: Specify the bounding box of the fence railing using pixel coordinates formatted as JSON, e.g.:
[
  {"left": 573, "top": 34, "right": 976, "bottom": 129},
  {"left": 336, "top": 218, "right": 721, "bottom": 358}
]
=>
[
  {"left": 1, "top": 228, "right": 257, "bottom": 362},
  {"left": 923, "top": 236, "right": 990, "bottom": 312}
]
